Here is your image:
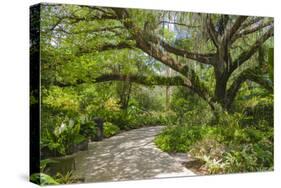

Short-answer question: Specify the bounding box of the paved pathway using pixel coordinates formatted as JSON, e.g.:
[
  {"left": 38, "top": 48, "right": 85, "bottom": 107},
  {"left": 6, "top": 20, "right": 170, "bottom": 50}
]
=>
[{"left": 73, "top": 126, "right": 195, "bottom": 182}]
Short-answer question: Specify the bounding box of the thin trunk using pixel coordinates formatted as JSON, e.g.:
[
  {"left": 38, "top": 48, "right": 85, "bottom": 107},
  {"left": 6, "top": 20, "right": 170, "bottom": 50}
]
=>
[{"left": 165, "top": 67, "right": 171, "bottom": 111}]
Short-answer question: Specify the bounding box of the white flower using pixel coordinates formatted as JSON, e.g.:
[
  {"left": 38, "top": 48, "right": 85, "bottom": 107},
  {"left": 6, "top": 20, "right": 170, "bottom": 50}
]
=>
[{"left": 58, "top": 122, "right": 66, "bottom": 134}]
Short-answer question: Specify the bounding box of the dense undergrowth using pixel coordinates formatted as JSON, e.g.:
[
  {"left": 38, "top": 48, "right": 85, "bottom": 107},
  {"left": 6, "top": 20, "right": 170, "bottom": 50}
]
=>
[{"left": 155, "top": 91, "right": 273, "bottom": 174}]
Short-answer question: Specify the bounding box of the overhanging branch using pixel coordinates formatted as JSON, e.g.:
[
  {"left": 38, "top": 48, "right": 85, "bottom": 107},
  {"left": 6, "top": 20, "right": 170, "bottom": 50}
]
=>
[
  {"left": 54, "top": 73, "right": 186, "bottom": 87},
  {"left": 76, "top": 41, "right": 135, "bottom": 55},
  {"left": 229, "top": 27, "right": 273, "bottom": 74},
  {"left": 155, "top": 39, "right": 216, "bottom": 65},
  {"left": 240, "top": 17, "right": 263, "bottom": 30},
  {"left": 53, "top": 26, "right": 125, "bottom": 35},
  {"left": 113, "top": 8, "right": 214, "bottom": 106},
  {"left": 224, "top": 16, "right": 248, "bottom": 42},
  {"left": 226, "top": 67, "right": 273, "bottom": 108},
  {"left": 158, "top": 21, "right": 200, "bottom": 28},
  {"left": 205, "top": 14, "right": 219, "bottom": 48},
  {"left": 232, "top": 20, "right": 273, "bottom": 42}
]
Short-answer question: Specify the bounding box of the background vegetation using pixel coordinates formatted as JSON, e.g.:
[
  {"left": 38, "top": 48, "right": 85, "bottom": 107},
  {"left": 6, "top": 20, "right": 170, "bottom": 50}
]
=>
[{"left": 31, "top": 4, "right": 274, "bottom": 183}]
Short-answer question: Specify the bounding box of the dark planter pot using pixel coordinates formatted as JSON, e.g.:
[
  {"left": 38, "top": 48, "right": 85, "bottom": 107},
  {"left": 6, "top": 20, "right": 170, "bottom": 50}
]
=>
[{"left": 93, "top": 117, "right": 104, "bottom": 141}]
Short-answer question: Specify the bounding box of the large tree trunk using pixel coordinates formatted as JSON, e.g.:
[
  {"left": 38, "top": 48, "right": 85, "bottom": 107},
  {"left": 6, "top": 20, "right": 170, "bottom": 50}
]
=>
[
  {"left": 213, "top": 58, "right": 230, "bottom": 110},
  {"left": 214, "top": 78, "right": 227, "bottom": 106}
]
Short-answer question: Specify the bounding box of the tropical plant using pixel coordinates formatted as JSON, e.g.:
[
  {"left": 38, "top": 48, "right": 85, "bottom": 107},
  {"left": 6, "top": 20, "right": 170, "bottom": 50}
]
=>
[{"left": 103, "top": 122, "right": 120, "bottom": 138}]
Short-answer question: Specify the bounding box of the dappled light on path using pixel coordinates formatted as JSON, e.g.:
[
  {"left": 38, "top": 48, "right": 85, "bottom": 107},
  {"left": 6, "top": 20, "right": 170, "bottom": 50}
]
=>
[{"left": 73, "top": 126, "right": 195, "bottom": 182}]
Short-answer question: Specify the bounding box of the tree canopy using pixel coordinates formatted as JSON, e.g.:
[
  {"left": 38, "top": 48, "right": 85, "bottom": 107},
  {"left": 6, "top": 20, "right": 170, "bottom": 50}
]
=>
[{"left": 40, "top": 4, "right": 273, "bottom": 112}]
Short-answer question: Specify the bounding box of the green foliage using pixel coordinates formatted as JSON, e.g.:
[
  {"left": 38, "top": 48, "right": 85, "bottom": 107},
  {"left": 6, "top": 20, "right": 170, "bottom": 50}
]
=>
[
  {"left": 103, "top": 122, "right": 120, "bottom": 138},
  {"left": 54, "top": 171, "right": 78, "bottom": 184},
  {"left": 236, "top": 91, "right": 273, "bottom": 127},
  {"left": 155, "top": 125, "right": 202, "bottom": 152},
  {"left": 268, "top": 48, "right": 274, "bottom": 82},
  {"left": 132, "top": 86, "right": 166, "bottom": 111},
  {"left": 79, "top": 121, "right": 97, "bottom": 140},
  {"left": 41, "top": 120, "right": 86, "bottom": 155},
  {"left": 40, "top": 159, "right": 58, "bottom": 172},
  {"left": 190, "top": 138, "right": 226, "bottom": 162},
  {"left": 31, "top": 158, "right": 80, "bottom": 185},
  {"left": 171, "top": 87, "right": 213, "bottom": 125},
  {"left": 155, "top": 110, "right": 273, "bottom": 173},
  {"left": 42, "top": 86, "right": 80, "bottom": 115},
  {"left": 223, "top": 140, "right": 273, "bottom": 173},
  {"left": 109, "top": 100, "right": 176, "bottom": 130},
  {"left": 30, "top": 173, "right": 59, "bottom": 185},
  {"left": 128, "top": 111, "right": 176, "bottom": 128},
  {"left": 174, "top": 38, "right": 192, "bottom": 50},
  {"left": 30, "top": 171, "right": 79, "bottom": 185}
]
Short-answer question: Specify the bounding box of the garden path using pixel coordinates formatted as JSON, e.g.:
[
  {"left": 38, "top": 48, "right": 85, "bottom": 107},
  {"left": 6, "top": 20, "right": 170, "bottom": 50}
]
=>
[{"left": 73, "top": 126, "right": 195, "bottom": 182}]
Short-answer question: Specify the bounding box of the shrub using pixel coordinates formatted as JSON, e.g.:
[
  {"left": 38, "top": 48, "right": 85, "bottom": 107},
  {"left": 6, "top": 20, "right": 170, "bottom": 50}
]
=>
[
  {"left": 223, "top": 138, "right": 273, "bottom": 173},
  {"left": 41, "top": 120, "right": 87, "bottom": 156},
  {"left": 154, "top": 110, "right": 273, "bottom": 174},
  {"left": 79, "top": 122, "right": 97, "bottom": 140},
  {"left": 154, "top": 125, "right": 202, "bottom": 152},
  {"left": 131, "top": 111, "right": 174, "bottom": 127},
  {"left": 30, "top": 173, "right": 59, "bottom": 185},
  {"left": 190, "top": 137, "right": 226, "bottom": 161},
  {"left": 110, "top": 109, "right": 177, "bottom": 130},
  {"left": 30, "top": 171, "right": 79, "bottom": 185},
  {"left": 103, "top": 122, "right": 120, "bottom": 138}
]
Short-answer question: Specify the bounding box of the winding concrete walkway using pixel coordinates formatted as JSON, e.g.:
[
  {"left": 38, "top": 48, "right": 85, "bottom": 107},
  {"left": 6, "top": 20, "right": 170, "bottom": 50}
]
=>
[{"left": 73, "top": 126, "right": 195, "bottom": 182}]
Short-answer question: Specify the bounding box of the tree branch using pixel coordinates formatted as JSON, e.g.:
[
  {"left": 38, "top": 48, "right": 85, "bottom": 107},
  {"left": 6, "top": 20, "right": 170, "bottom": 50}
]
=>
[
  {"left": 54, "top": 73, "right": 186, "bottom": 87},
  {"left": 113, "top": 8, "right": 214, "bottom": 106},
  {"left": 205, "top": 14, "right": 219, "bottom": 48},
  {"left": 153, "top": 38, "right": 216, "bottom": 65},
  {"left": 53, "top": 26, "right": 125, "bottom": 35},
  {"left": 229, "top": 27, "right": 273, "bottom": 74},
  {"left": 113, "top": 9, "right": 215, "bottom": 65},
  {"left": 158, "top": 21, "right": 200, "bottom": 28},
  {"left": 226, "top": 67, "right": 273, "bottom": 108},
  {"left": 232, "top": 20, "right": 273, "bottom": 42},
  {"left": 224, "top": 16, "right": 248, "bottom": 42},
  {"left": 76, "top": 41, "right": 135, "bottom": 55},
  {"left": 54, "top": 10, "right": 118, "bottom": 25},
  {"left": 136, "top": 19, "right": 216, "bottom": 65},
  {"left": 240, "top": 17, "right": 263, "bottom": 30}
]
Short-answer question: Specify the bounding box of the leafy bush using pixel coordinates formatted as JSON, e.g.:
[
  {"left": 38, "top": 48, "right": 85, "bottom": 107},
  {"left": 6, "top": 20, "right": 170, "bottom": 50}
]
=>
[
  {"left": 110, "top": 110, "right": 133, "bottom": 130},
  {"left": 154, "top": 111, "right": 273, "bottom": 174},
  {"left": 110, "top": 107, "right": 176, "bottom": 130},
  {"left": 30, "top": 173, "right": 59, "bottom": 185},
  {"left": 103, "top": 122, "right": 120, "bottom": 138},
  {"left": 223, "top": 139, "right": 273, "bottom": 173},
  {"left": 30, "top": 171, "right": 79, "bottom": 185},
  {"left": 154, "top": 125, "right": 202, "bottom": 152},
  {"left": 189, "top": 134, "right": 272, "bottom": 174},
  {"left": 79, "top": 121, "right": 97, "bottom": 140},
  {"left": 236, "top": 90, "right": 273, "bottom": 127},
  {"left": 170, "top": 87, "right": 213, "bottom": 125},
  {"left": 54, "top": 171, "right": 78, "bottom": 184},
  {"left": 30, "top": 159, "right": 80, "bottom": 185},
  {"left": 130, "top": 111, "right": 177, "bottom": 128},
  {"left": 41, "top": 120, "right": 87, "bottom": 156},
  {"left": 190, "top": 138, "right": 226, "bottom": 161}
]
